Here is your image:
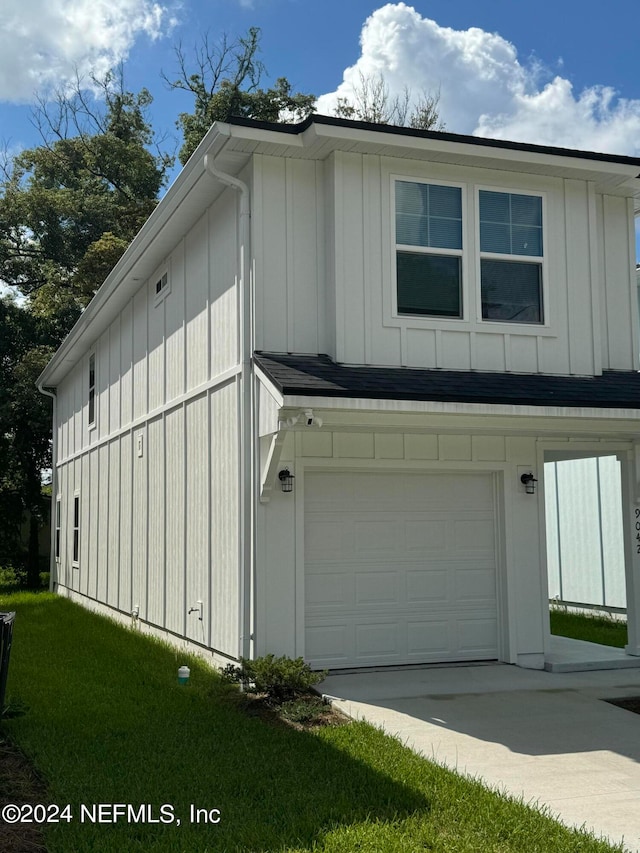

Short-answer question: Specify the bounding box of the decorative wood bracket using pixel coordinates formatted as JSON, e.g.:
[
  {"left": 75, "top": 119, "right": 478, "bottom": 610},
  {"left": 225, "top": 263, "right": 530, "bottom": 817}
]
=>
[{"left": 259, "top": 432, "right": 286, "bottom": 503}]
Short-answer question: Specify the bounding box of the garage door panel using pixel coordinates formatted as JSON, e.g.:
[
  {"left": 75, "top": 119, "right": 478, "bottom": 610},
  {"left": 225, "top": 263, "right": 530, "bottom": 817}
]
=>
[
  {"left": 306, "top": 572, "right": 353, "bottom": 607},
  {"left": 403, "top": 473, "right": 493, "bottom": 509},
  {"left": 452, "top": 517, "right": 495, "bottom": 552},
  {"left": 404, "top": 520, "right": 448, "bottom": 552},
  {"left": 406, "top": 569, "right": 449, "bottom": 602},
  {"left": 355, "top": 623, "right": 401, "bottom": 660},
  {"left": 306, "top": 624, "right": 351, "bottom": 663},
  {"left": 305, "top": 519, "right": 348, "bottom": 560},
  {"left": 354, "top": 519, "right": 399, "bottom": 554},
  {"left": 407, "top": 620, "right": 451, "bottom": 656},
  {"left": 455, "top": 567, "right": 497, "bottom": 602},
  {"left": 457, "top": 617, "right": 499, "bottom": 653},
  {"left": 305, "top": 471, "right": 499, "bottom": 668},
  {"left": 355, "top": 571, "right": 400, "bottom": 605}
]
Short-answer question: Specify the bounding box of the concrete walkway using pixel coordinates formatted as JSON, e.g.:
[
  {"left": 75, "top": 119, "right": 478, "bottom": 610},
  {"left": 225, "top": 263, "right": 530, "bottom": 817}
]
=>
[{"left": 319, "top": 663, "right": 640, "bottom": 851}]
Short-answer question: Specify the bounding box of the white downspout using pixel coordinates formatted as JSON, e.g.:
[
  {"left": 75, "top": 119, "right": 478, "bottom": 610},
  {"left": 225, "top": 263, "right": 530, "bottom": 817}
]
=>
[
  {"left": 36, "top": 383, "right": 57, "bottom": 592},
  {"left": 204, "top": 136, "right": 255, "bottom": 662}
]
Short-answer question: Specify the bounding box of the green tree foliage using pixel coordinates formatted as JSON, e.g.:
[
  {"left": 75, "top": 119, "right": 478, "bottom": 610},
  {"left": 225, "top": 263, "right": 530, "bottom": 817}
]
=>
[
  {"left": 0, "top": 296, "right": 56, "bottom": 586},
  {"left": 0, "top": 70, "right": 172, "bottom": 333},
  {"left": 166, "top": 28, "right": 316, "bottom": 165},
  {"left": 0, "top": 71, "right": 171, "bottom": 583}
]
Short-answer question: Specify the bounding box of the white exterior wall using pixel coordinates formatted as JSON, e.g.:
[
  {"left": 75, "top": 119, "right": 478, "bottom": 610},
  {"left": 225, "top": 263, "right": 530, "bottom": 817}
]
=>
[
  {"left": 258, "top": 427, "right": 552, "bottom": 668},
  {"left": 53, "top": 187, "right": 242, "bottom": 659},
  {"left": 254, "top": 151, "right": 637, "bottom": 375},
  {"left": 253, "top": 154, "right": 327, "bottom": 355}
]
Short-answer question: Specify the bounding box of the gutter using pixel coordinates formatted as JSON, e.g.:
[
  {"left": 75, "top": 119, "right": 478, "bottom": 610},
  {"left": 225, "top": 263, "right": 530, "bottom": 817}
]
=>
[
  {"left": 204, "top": 131, "right": 255, "bottom": 662},
  {"left": 36, "top": 383, "right": 57, "bottom": 592}
]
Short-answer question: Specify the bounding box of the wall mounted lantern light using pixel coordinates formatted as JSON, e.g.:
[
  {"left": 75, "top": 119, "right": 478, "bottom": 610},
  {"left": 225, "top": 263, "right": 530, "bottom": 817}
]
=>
[
  {"left": 278, "top": 469, "right": 295, "bottom": 493},
  {"left": 520, "top": 472, "right": 538, "bottom": 495}
]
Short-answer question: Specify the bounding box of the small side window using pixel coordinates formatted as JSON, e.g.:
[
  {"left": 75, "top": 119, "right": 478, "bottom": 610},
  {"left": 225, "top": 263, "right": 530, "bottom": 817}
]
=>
[
  {"left": 88, "top": 353, "right": 96, "bottom": 429},
  {"left": 154, "top": 270, "right": 170, "bottom": 304},
  {"left": 55, "top": 497, "right": 61, "bottom": 562},
  {"left": 72, "top": 493, "right": 80, "bottom": 566}
]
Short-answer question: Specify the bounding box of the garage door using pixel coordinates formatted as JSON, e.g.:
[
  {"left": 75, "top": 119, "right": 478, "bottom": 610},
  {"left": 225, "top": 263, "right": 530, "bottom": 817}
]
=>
[{"left": 304, "top": 470, "right": 499, "bottom": 669}]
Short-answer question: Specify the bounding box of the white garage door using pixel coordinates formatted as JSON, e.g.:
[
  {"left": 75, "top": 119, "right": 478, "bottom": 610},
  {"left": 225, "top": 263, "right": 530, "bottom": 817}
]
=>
[{"left": 304, "top": 470, "right": 499, "bottom": 669}]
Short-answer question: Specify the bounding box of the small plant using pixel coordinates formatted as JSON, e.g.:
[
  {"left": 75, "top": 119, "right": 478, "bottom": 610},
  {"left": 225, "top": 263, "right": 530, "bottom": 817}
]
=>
[
  {"left": 278, "top": 695, "right": 328, "bottom": 725},
  {"left": 222, "top": 654, "right": 327, "bottom": 703}
]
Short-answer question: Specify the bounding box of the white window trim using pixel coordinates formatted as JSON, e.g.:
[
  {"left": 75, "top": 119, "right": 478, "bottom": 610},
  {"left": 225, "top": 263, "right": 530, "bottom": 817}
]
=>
[
  {"left": 391, "top": 175, "right": 469, "bottom": 324},
  {"left": 72, "top": 490, "right": 80, "bottom": 567},
  {"left": 88, "top": 350, "right": 97, "bottom": 432},
  {"left": 387, "top": 174, "right": 553, "bottom": 335},
  {"left": 153, "top": 265, "right": 171, "bottom": 306},
  {"left": 474, "top": 184, "right": 549, "bottom": 330}
]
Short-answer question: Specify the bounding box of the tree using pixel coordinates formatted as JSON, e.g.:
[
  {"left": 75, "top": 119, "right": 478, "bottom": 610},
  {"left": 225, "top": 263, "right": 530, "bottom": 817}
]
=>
[
  {"left": 0, "top": 71, "right": 172, "bottom": 584},
  {"left": 0, "top": 296, "right": 56, "bottom": 586},
  {"left": 333, "top": 71, "right": 445, "bottom": 130},
  {"left": 165, "top": 28, "right": 316, "bottom": 165},
  {"left": 0, "top": 69, "right": 172, "bottom": 333}
]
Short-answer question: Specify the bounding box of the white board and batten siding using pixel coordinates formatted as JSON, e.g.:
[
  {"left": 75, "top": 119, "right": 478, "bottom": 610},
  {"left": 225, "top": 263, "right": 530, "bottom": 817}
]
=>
[
  {"left": 254, "top": 151, "right": 638, "bottom": 375},
  {"left": 54, "top": 187, "right": 242, "bottom": 660}
]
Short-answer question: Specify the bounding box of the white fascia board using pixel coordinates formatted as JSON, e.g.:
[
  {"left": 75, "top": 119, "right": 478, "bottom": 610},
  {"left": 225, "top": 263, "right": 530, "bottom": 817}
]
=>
[
  {"left": 306, "top": 122, "right": 640, "bottom": 186},
  {"left": 219, "top": 120, "right": 640, "bottom": 186},
  {"left": 281, "top": 394, "right": 640, "bottom": 425},
  {"left": 255, "top": 363, "right": 285, "bottom": 407}
]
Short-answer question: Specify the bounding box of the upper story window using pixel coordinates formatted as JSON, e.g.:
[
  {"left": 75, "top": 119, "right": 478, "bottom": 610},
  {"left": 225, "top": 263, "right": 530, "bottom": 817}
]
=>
[
  {"left": 394, "top": 180, "right": 546, "bottom": 327},
  {"left": 395, "top": 180, "right": 463, "bottom": 318},
  {"left": 479, "top": 190, "right": 544, "bottom": 324},
  {"left": 88, "top": 352, "right": 96, "bottom": 429}
]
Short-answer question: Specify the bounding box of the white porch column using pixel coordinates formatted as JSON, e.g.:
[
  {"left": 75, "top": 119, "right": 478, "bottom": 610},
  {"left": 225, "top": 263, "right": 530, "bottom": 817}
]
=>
[{"left": 622, "top": 446, "right": 640, "bottom": 656}]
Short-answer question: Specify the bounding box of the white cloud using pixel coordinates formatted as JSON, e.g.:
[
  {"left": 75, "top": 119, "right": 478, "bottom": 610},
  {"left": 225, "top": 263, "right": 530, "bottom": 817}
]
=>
[
  {"left": 316, "top": 3, "right": 640, "bottom": 156},
  {"left": 0, "top": 0, "right": 178, "bottom": 103}
]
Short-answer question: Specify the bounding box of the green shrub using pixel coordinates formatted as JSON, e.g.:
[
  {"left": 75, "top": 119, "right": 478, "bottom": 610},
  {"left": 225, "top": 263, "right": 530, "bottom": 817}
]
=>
[
  {"left": 0, "top": 566, "right": 24, "bottom": 590},
  {"left": 222, "top": 654, "right": 327, "bottom": 703}
]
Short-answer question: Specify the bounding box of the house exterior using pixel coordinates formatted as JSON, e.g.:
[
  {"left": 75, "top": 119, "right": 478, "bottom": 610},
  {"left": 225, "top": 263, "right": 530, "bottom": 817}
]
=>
[{"left": 38, "top": 115, "right": 640, "bottom": 672}]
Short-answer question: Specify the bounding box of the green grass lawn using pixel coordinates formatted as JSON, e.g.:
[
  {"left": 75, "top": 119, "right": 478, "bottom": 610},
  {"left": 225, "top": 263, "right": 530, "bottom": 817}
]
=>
[
  {"left": 550, "top": 608, "right": 627, "bottom": 648},
  {"left": 0, "top": 592, "right": 627, "bottom": 853}
]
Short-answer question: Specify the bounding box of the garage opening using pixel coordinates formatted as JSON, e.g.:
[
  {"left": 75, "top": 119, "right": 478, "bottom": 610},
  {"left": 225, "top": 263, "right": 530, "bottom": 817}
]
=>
[{"left": 304, "top": 470, "right": 499, "bottom": 670}]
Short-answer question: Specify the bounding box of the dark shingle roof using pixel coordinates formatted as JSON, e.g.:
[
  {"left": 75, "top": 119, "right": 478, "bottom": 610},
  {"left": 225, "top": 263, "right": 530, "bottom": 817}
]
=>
[{"left": 254, "top": 352, "right": 640, "bottom": 410}]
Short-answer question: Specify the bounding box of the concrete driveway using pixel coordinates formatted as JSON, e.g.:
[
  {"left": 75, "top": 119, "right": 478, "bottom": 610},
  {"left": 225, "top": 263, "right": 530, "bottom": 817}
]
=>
[{"left": 319, "top": 663, "right": 640, "bottom": 852}]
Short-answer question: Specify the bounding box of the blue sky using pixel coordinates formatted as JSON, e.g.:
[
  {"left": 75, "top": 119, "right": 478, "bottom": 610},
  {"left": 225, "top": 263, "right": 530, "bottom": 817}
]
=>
[{"left": 2, "top": 1, "right": 640, "bottom": 251}]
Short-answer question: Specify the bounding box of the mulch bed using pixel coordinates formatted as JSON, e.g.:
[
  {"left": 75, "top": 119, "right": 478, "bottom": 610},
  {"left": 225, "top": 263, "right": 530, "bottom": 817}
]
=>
[
  {"left": 0, "top": 737, "right": 48, "bottom": 853},
  {"left": 236, "top": 693, "right": 350, "bottom": 732}
]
